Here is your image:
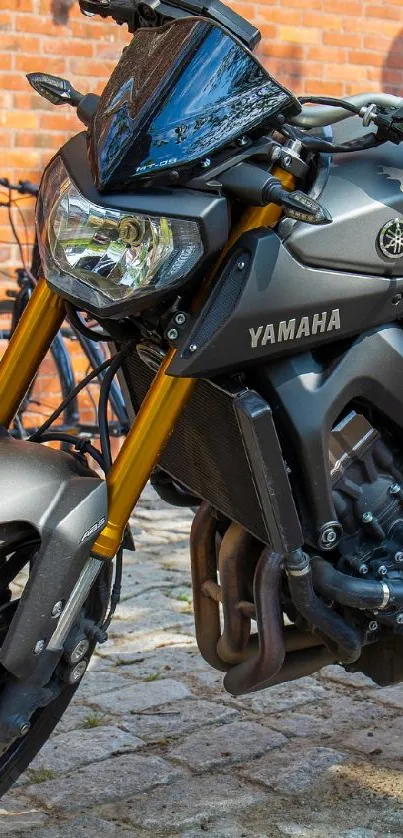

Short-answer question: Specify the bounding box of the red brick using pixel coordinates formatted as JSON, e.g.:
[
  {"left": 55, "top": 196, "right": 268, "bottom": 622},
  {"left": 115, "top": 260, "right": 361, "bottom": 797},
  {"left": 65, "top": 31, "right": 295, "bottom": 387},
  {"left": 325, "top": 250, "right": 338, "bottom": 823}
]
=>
[
  {"left": 348, "top": 50, "right": 385, "bottom": 66},
  {"left": 15, "top": 14, "right": 60, "bottom": 35},
  {"left": 0, "top": 12, "right": 11, "bottom": 30},
  {"left": 40, "top": 112, "right": 82, "bottom": 132},
  {"left": 0, "top": 54, "right": 11, "bottom": 70},
  {"left": 262, "top": 7, "right": 303, "bottom": 24},
  {"left": 324, "top": 0, "right": 364, "bottom": 14},
  {"left": 43, "top": 37, "right": 93, "bottom": 57},
  {"left": 307, "top": 79, "right": 345, "bottom": 97},
  {"left": 307, "top": 46, "right": 347, "bottom": 63},
  {"left": 302, "top": 11, "right": 342, "bottom": 30},
  {"left": 15, "top": 54, "right": 66, "bottom": 74},
  {"left": 279, "top": 25, "right": 320, "bottom": 44},
  {"left": 0, "top": 0, "right": 33, "bottom": 10},
  {"left": 366, "top": 4, "right": 403, "bottom": 18},
  {"left": 323, "top": 31, "right": 362, "bottom": 48},
  {"left": 0, "top": 112, "right": 38, "bottom": 129},
  {"left": 0, "top": 73, "right": 29, "bottom": 91}
]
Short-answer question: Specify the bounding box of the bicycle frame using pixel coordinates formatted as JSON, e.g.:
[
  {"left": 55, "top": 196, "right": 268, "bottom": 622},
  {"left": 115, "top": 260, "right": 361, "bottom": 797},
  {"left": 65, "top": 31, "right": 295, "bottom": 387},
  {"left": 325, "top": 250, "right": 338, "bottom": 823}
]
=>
[{"left": 0, "top": 170, "right": 293, "bottom": 561}]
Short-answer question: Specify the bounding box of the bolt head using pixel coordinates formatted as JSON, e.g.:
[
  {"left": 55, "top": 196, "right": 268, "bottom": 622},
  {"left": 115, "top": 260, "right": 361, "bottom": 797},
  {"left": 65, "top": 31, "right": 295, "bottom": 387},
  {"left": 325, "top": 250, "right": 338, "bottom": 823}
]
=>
[
  {"left": 283, "top": 154, "right": 292, "bottom": 167},
  {"left": 397, "top": 613, "right": 403, "bottom": 625},
  {"left": 201, "top": 158, "right": 211, "bottom": 169},
  {"left": 389, "top": 483, "right": 401, "bottom": 495},
  {"left": 51, "top": 600, "right": 63, "bottom": 618},
  {"left": 237, "top": 136, "right": 248, "bottom": 147},
  {"left": 20, "top": 722, "right": 30, "bottom": 737},
  {"left": 362, "top": 512, "right": 373, "bottom": 523},
  {"left": 359, "top": 563, "right": 369, "bottom": 576},
  {"left": 237, "top": 259, "right": 246, "bottom": 271},
  {"left": 395, "top": 551, "right": 403, "bottom": 563},
  {"left": 319, "top": 527, "right": 338, "bottom": 548},
  {"left": 33, "top": 640, "right": 46, "bottom": 656},
  {"left": 368, "top": 620, "right": 378, "bottom": 632},
  {"left": 69, "top": 660, "right": 87, "bottom": 684},
  {"left": 378, "top": 565, "right": 388, "bottom": 577},
  {"left": 167, "top": 328, "right": 179, "bottom": 342},
  {"left": 189, "top": 344, "right": 197, "bottom": 353},
  {"left": 70, "top": 638, "right": 90, "bottom": 664},
  {"left": 174, "top": 312, "right": 186, "bottom": 326}
]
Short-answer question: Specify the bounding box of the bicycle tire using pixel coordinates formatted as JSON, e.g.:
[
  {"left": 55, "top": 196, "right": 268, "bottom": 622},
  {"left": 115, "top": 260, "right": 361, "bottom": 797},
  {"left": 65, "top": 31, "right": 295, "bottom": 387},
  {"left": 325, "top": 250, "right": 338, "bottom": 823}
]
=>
[{"left": 0, "top": 299, "right": 78, "bottom": 435}]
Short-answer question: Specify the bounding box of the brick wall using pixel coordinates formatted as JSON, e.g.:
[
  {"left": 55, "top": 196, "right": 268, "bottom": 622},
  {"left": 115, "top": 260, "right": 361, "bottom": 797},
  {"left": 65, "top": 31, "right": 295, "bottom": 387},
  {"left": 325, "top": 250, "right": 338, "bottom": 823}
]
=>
[{"left": 1, "top": 0, "right": 403, "bottom": 274}]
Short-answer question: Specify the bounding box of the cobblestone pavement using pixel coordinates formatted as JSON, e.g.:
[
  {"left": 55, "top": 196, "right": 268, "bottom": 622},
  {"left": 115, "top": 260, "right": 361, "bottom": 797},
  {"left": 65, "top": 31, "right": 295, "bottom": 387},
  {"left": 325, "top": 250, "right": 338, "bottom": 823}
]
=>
[{"left": 2, "top": 486, "right": 403, "bottom": 837}]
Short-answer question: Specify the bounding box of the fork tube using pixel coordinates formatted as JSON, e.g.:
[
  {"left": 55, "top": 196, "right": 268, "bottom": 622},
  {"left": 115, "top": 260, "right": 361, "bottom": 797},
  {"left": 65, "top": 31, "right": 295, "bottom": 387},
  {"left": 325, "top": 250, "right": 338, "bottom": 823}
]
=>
[
  {"left": 0, "top": 277, "right": 65, "bottom": 427},
  {"left": 92, "top": 349, "right": 196, "bottom": 559}
]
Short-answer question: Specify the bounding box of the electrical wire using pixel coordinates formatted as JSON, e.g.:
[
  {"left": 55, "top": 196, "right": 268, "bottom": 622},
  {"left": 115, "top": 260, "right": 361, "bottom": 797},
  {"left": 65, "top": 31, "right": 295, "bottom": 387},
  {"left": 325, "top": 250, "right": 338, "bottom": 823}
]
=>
[
  {"left": 29, "top": 355, "right": 114, "bottom": 441},
  {"left": 36, "top": 431, "right": 105, "bottom": 469},
  {"left": 298, "top": 96, "right": 361, "bottom": 115},
  {"left": 98, "top": 347, "right": 128, "bottom": 472},
  {"left": 65, "top": 302, "right": 112, "bottom": 342}
]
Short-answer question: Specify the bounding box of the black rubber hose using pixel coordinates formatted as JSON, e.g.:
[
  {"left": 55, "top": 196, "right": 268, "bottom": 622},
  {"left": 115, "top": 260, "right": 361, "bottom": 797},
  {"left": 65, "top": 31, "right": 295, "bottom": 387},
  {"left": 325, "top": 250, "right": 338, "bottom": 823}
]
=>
[
  {"left": 311, "top": 556, "right": 403, "bottom": 611},
  {"left": 98, "top": 348, "right": 127, "bottom": 473},
  {"left": 285, "top": 550, "right": 362, "bottom": 664},
  {"left": 150, "top": 469, "right": 201, "bottom": 508}
]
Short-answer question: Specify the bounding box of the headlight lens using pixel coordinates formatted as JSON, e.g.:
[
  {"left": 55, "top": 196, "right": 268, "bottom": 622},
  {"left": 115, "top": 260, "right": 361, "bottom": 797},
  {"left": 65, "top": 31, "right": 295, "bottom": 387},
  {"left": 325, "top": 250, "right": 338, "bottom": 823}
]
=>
[{"left": 36, "top": 157, "right": 204, "bottom": 311}]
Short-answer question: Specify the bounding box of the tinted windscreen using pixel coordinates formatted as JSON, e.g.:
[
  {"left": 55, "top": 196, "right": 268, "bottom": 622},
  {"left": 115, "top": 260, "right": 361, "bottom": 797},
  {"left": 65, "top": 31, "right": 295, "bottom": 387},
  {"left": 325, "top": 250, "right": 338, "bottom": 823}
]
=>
[{"left": 90, "top": 18, "right": 300, "bottom": 190}]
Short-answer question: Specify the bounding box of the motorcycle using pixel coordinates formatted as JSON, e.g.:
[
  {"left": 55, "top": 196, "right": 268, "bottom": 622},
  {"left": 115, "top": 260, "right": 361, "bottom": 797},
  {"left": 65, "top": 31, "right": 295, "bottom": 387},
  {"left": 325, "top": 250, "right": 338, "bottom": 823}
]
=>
[{"left": 0, "top": 0, "right": 403, "bottom": 794}]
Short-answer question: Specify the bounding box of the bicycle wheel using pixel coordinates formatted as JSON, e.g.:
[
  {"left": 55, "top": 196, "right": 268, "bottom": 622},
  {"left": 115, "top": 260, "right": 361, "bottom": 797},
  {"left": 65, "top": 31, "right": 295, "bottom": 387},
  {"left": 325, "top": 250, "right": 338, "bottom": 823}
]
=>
[{"left": 0, "top": 299, "right": 78, "bottom": 437}]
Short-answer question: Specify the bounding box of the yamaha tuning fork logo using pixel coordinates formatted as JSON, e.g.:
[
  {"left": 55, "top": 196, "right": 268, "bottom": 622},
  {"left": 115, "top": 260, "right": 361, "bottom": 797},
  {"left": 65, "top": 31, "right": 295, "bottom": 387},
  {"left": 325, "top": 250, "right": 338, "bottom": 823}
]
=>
[{"left": 378, "top": 218, "right": 403, "bottom": 259}]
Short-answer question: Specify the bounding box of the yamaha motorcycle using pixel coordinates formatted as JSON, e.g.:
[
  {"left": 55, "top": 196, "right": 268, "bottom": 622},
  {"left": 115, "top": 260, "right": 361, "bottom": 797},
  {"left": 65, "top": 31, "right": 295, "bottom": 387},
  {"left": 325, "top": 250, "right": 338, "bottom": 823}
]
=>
[{"left": 1, "top": 0, "right": 403, "bottom": 793}]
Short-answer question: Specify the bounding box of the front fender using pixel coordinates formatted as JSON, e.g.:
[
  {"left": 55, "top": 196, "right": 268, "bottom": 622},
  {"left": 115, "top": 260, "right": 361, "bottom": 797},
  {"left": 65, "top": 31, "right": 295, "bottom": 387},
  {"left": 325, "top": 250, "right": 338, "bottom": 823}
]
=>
[{"left": 0, "top": 431, "right": 108, "bottom": 680}]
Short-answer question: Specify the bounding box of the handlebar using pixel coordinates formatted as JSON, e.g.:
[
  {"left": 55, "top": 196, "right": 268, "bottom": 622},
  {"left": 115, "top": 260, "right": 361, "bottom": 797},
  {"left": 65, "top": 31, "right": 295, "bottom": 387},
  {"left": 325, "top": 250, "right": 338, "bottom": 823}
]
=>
[
  {"left": 291, "top": 93, "right": 403, "bottom": 129},
  {"left": 0, "top": 178, "right": 38, "bottom": 196}
]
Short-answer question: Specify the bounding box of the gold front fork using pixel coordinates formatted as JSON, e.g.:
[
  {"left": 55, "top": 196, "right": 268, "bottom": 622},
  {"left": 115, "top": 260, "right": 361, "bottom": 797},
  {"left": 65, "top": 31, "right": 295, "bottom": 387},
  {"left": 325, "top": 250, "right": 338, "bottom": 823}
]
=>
[
  {"left": 0, "top": 167, "right": 294, "bottom": 560},
  {"left": 0, "top": 278, "right": 65, "bottom": 427}
]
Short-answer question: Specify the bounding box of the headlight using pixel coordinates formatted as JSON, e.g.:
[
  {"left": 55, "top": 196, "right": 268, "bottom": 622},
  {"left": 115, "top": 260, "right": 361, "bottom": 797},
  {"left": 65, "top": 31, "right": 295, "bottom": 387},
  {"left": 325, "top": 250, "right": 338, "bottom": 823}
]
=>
[{"left": 36, "top": 157, "right": 204, "bottom": 313}]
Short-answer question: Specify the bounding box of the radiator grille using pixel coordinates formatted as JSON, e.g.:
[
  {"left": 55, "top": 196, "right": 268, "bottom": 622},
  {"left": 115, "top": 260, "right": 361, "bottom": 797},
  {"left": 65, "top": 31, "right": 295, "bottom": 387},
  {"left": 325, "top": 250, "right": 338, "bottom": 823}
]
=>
[{"left": 122, "top": 349, "right": 267, "bottom": 542}]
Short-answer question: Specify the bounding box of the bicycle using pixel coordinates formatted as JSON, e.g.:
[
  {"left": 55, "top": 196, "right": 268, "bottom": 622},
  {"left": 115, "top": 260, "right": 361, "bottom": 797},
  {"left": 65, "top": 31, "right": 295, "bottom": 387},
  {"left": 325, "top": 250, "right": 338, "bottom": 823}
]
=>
[{"left": 0, "top": 177, "right": 129, "bottom": 440}]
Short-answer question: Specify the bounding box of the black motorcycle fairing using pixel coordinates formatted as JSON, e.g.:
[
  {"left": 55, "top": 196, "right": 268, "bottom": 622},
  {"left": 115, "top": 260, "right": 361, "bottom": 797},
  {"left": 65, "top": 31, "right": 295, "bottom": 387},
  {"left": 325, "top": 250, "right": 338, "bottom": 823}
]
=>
[
  {"left": 167, "top": 228, "right": 403, "bottom": 379},
  {"left": 285, "top": 142, "right": 403, "bottom": 277},
  {"left": 88, "top": 17, "right": 299, "bottom": 190},
  {"left": 254, "top": 325, "right": 403, "bottom": 546}
]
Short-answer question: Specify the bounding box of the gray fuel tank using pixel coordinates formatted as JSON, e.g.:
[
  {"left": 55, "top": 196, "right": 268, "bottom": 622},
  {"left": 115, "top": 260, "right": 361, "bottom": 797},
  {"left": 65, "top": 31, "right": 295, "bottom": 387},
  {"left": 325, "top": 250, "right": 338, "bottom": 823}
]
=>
[{"left": 285, "top": 141, "right": 403, "bottom": 276}]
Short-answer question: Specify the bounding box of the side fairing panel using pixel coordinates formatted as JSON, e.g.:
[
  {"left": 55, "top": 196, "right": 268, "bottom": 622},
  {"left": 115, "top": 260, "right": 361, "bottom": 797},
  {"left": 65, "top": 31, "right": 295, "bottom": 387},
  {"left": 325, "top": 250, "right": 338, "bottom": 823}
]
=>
[
  {"left": 285, "top": 142, "right": 403, "bottom": 277},
  {"left": 168, "top": 228, "right": 403, "bottom": 379}
]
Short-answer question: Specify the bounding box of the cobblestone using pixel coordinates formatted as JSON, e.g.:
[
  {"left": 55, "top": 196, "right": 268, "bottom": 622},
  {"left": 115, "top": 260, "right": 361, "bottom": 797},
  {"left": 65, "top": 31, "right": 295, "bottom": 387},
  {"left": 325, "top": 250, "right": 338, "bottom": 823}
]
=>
[
  {"left": 3, "top": 485, "right": 403, "bottom": 836},
  {"left": 167, "top": 721, "right": 287, "bottom": 772},
  {"left": 88, "top": 678, "right": 191, "bottom": 714},
  {"left": 121, "top": 698, "right": 239, "bottom": 742},
  {"left": 0, "top": 799, "right": 48, "bottom": 834},
  {"left": 17, "top": 815, "right": 132, "bottom": 838},
  {"left": 347, "top": 716, "right": 403, "bottom": 759},
  {"left": 115, "top": 774, "right": 268, "bottom": 831},
  {"left": 241, "top": 744, "right": 348, "bottom": 794},
  {"left": 22, "top": 754, "right": 181, "bottom": 811},
  {"left": 19, "top": 727, "right": 143, "bottom": 778}
]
